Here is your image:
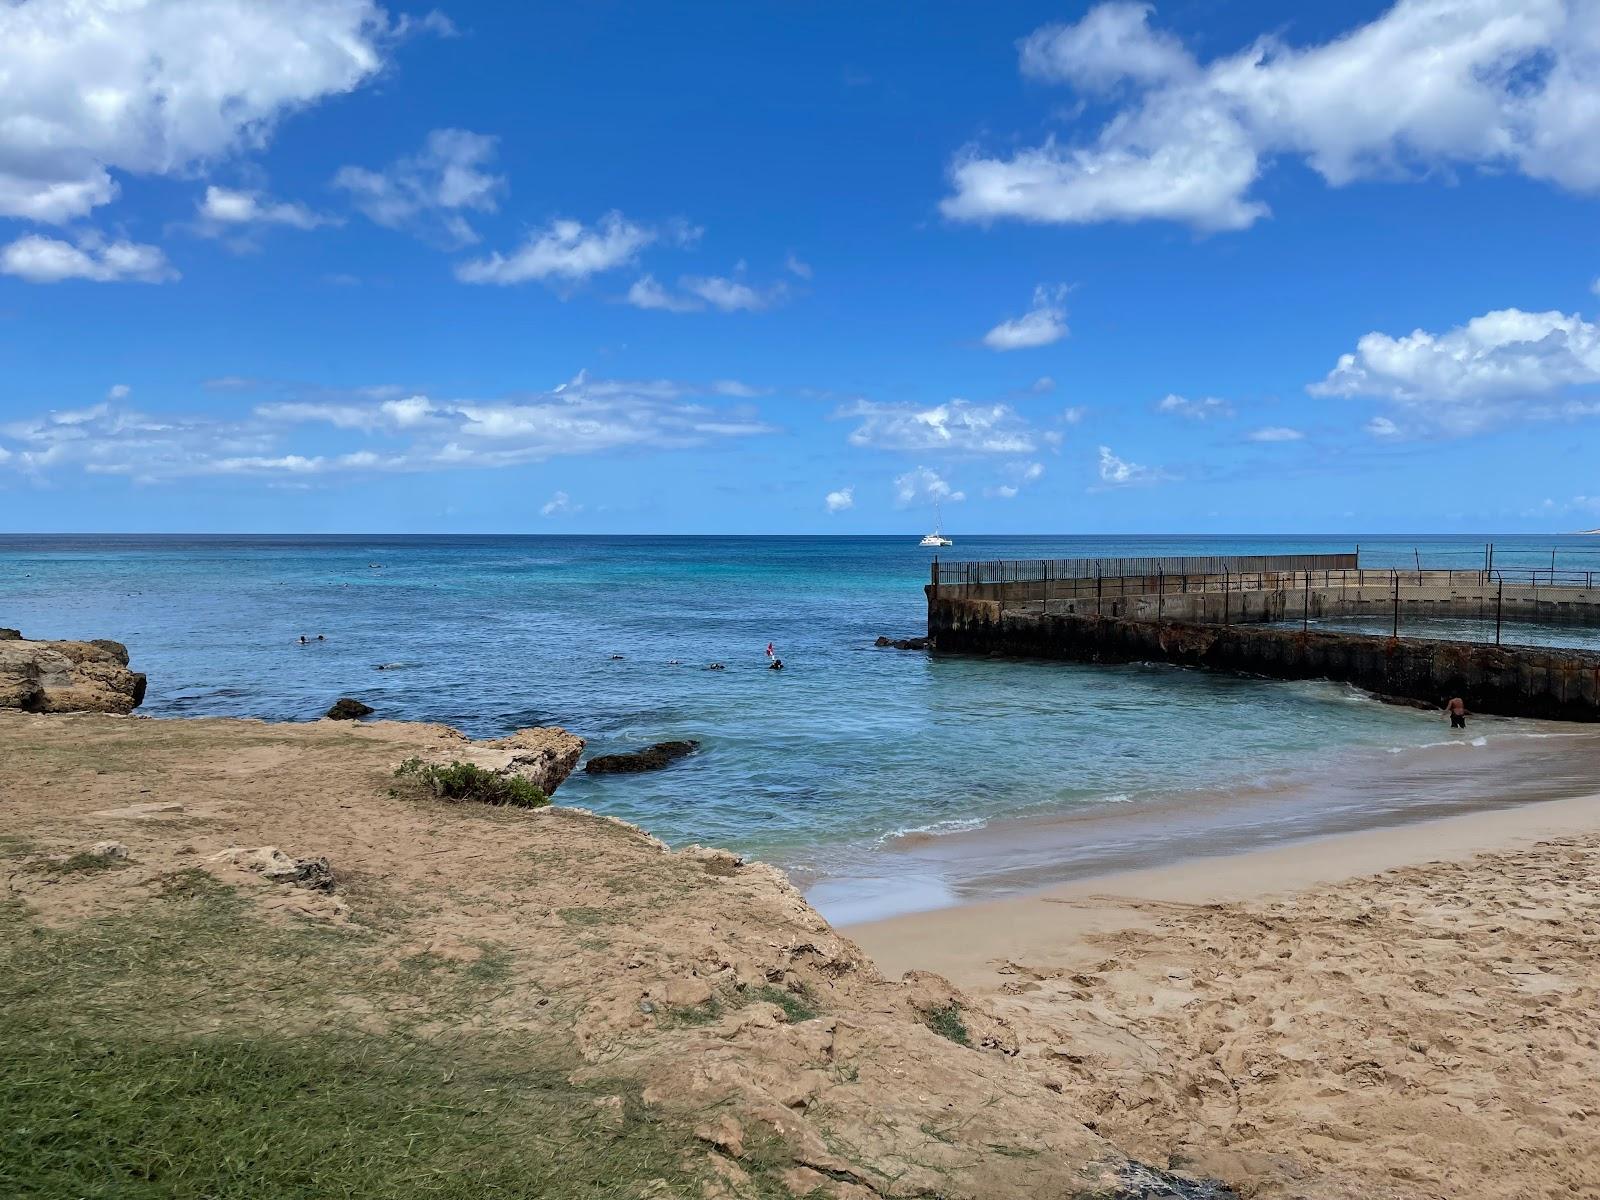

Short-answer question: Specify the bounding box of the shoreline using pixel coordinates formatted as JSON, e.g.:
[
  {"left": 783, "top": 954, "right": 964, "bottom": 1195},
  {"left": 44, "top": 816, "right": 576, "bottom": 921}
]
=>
[
  {"left": 803, "top": 721, "right": 1600, "bottom": 925},
  {"left": 845, "top": 786, "right": 1600, "bottom": 983}
]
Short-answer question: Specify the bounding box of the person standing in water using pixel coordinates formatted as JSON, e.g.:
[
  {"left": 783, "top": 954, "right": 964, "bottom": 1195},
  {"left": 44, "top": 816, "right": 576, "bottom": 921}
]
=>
[{"left": 1445, "top": 696, "right": 1467, "bottom": 729}]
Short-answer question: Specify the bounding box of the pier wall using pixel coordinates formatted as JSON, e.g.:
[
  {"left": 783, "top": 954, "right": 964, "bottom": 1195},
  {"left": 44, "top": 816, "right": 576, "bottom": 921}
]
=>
[
  {"left": 946, "top": 577, "right": 1600, "bottom": 627},
  {"left": 927, "top": 595, "right": 1600, "bottom": 721}
]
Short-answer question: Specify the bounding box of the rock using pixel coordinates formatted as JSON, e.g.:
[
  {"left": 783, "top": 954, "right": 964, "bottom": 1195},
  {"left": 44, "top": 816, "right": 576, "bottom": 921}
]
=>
[
  {"left": 584, "top": 740, "right": 701, "bottom": 775},
  {"left": 90, "top": 841, "right": 129, "bottom": 860},
  {"left": 0, "top": 628, "right": 20, "bottom": 640},
  {"left": 92, "top": 802, "right": 184, "bottom": 819},
  {"left": 484, "top": 727, "right": 586, "bottom": 795},
  {"left": 324, "top": 697, "right": 375, "bottom": 720},
  {"left": 0, "top": 634, "right": 147, "bottom": 714},
  {"left": 209, "top": 846, "right": 336, "bottom": 892},
  {"left": 875, "top": 635, "right": 929, "bottom": 650}
]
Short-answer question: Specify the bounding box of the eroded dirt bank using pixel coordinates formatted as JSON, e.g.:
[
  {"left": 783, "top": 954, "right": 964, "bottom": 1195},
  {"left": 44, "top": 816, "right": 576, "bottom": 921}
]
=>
[{"left": 0, "top": 711, "right": 1221, "bottom": 1200}]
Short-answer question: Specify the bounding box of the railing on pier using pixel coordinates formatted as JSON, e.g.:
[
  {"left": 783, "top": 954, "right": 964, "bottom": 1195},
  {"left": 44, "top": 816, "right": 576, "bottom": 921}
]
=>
[{"left": 937, "top": 553, "right": 1356, "bottom": 586}]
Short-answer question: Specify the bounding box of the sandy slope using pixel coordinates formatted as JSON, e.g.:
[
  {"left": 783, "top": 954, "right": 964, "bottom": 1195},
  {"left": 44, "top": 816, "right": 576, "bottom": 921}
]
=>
[{"left": 853, "top": 797, "right": 1600, "bottom": 1200}]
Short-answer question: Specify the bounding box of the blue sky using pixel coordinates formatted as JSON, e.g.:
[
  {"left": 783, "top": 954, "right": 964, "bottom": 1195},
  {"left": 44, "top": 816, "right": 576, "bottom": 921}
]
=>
[{"left": 2, "top": 0, "right": 1599, "bottom": 534}]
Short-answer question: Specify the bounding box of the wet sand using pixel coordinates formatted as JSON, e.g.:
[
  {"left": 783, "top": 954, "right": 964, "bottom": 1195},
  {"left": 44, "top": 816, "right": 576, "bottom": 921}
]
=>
[{"left": 807, "top": 725, "right": 1600, "bottom": 924}]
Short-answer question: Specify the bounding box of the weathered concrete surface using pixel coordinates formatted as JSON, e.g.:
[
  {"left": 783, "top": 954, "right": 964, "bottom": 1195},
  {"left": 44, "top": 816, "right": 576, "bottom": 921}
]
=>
[
  {"left": 929, "top": 597, "right": 1600, "bottom": 721},
  {"left": 0, "top": 635, "right": 147, "bottom": 714}
]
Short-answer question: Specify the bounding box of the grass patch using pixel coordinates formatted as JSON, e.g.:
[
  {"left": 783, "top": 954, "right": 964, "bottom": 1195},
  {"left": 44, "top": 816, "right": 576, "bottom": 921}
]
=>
[
  {"left": 151, "top": 867, "right": 232, "bottom": 901},
  {"left": 556, "top": 906, "right": 608, "bottom": 927},
  {"left": 0, "top": 878, "right": 744, "bottom": 1199},
  {"left": 21, "top": 851, "right": 127, "bottom": 877},
  {"left": 923, "top": 1003, "right": 972, "bottom": 1047},
  {"left": 745, "top": 984, "right": 818, "bottom": 1023},
  {"left": 660, "top": 998, "right": 724, "bottom": 1028},
  {"left": 393, "top": 758, "right": 548, "bottom": 809}
]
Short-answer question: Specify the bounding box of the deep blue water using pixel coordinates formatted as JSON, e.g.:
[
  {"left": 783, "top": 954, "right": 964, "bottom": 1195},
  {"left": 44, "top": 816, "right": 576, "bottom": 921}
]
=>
[{"left": 4, "top": 534, "right": 1597, "bottom": 885}]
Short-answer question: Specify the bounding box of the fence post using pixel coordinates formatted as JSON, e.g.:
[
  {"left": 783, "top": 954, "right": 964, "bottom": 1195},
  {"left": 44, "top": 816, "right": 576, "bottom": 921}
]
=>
[
  {"left": 1392, "top": 570, "right": 1400, "bottom": 638},
  {"left": 1223, "top": 568, "right": 1230, "bottom": 625},
  {"left": 1157, "top": 569, "right": 1164, "bottom": 625},
  {"left": 931, "top": 557, "right": 939, "bottom": 601},
  {"left": 1303, "top": 569, "right": 1310, "bottom": 632},
  {"left": 1496, "top": 577, "right": 1504, "bottom": 645},
  {"left": 1096, "top": 569, "right": 1103, "bottom": 618}
]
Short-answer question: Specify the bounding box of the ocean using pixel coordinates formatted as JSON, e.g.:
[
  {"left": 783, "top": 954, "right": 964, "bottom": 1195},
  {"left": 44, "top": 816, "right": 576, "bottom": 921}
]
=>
[{"left": 6, "top": 533, "right": 1599, "bottom": 921}]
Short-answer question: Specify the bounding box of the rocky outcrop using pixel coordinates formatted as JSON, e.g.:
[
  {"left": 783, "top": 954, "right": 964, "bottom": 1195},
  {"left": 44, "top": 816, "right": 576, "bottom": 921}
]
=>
[
  {"left": 585, "top": 739, "right": 700, "bottom": 775},
  {"left": 875, "top": 634, "right": 929, "bottom": 650},
  {"left": 0, "top": 634, "right": 146, "bottom": 714},
  {"left": 456, "top": 726, "right": 586, "bottom": 796},
  {"left": 324, "top": 697, "right": 375, "bottom": 720}
]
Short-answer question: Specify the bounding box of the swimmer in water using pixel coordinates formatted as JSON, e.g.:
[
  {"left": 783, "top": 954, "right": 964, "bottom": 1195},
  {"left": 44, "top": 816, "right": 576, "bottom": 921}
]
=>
[
  {"left": 769, "top": 658, "right": 784, "bottom": 671},
  {"left": 299, "top": 635, "right": 308, "bottom": 644}
]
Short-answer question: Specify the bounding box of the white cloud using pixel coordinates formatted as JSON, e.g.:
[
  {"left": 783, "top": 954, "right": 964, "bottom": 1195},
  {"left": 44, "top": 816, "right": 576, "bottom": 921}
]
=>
[
  {"left": 335, "top": 129, "right": 505, "bottom": 247},
  {"left": 1032, "top": 376, "right": 1056, "bottom": 393},
  {"left": 945, "top": 0, "right": 1600, "bottom": 232},
  {"left": 983, "top": 285, "right": 1069, "bottom": 350},
  {"left": 457, "top": 213, "right": 653, "bottom": 286},
  {"left": 106, "top": 384, "right": 130, "bottom": 401},
  {"left": 894, "top": 466, "right": 965, "bottom": 508},
  {"left": 1591, "top": 276, "right": 1600, "bottom": 297},
  {"left": 1, "top": 375, "right": 774, "bottom": 483},
  {"left": 841, "top": 399, "right": 1036, "bottom": 453},
  {"left": 1060, "top": 405, "right": 1087, "bottom": 424},
  {"left": 824, "top": 486, "right": 854, "bottom": 513},
  {"left": 1096, "top": 445, "right": 1168, "bottom": 487},
  {"left": 986, "top": 460, "right": 1045, "bottom": 498},
  {"left": 0, "top": 234, "right": 176, "bottom": 284},
  {"left": 785, "top": 252, "right": 813, "bottom": 280},
  {"left": 626, "top": 274, "right": 702, "bottom": 312},
  {"left": 1157, "top": 393, "right": 1233, "bottom": 420},
  {"left": 1246, "top": 426, "right": 1305, "bottom": 442},
  {"left": 1310, "top": 306, "right": 1600, "bottom": 433},
  {"left": 681, "top": 274, "right": 784, "bottom": 312},
  {"left": 197, "top": 185, "right": 331, "bottom": 233},
  {"left": 0, "top": 0, "right": 403, "bottom": 223},
  {"left": 626, "top": 269, "right": 787, "bottom": 314},
  {"left": 540, "top": 490, "right": 580, "bottom": 517},
  {"left": 1366, "top": 415, "right": 1402, "bottom": 438}
]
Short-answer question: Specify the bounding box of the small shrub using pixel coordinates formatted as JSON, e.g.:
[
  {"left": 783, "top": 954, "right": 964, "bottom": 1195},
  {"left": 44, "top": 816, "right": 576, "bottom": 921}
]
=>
[
  {"left": 393, "top": 759, "right": 548, "bottom": 809},
  {"left": 924, "top": 1003, "right": 971, "bottom": 1047},
  {"left": 153, "top": 868, "right": 231, "bottom": 901}
]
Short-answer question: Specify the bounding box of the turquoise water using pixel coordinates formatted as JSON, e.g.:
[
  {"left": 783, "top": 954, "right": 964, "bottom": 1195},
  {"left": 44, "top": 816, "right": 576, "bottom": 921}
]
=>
[{"left": 5, "top": 534, "right": 1598, "bottom": 908}]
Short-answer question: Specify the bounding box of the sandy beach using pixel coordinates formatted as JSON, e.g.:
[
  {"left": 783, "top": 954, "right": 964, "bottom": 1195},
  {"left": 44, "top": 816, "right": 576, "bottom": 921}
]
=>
[{"left": 851, "top": 793, "right": 1600, "bottom": 1198}]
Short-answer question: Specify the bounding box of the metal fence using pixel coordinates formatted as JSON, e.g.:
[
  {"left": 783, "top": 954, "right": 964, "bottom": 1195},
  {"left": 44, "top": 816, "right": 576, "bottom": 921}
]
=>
[
  {"left": 929, "top": 558, "right": 1600, "bottom": 648},
  {"left": 934, "top": 552, "right": 1356, "bottom": 585}
]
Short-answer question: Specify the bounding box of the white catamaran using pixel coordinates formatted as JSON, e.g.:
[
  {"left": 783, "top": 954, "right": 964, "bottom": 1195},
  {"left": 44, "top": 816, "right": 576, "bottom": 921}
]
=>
[{"left": 919, "top": 504, "right": 952, "bottom": 548}]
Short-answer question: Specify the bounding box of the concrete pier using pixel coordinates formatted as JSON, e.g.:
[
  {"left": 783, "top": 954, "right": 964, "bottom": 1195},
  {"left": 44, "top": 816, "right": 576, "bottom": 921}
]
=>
[{"left": 927, "top": 555, "right": 1600, "bottom": 721}]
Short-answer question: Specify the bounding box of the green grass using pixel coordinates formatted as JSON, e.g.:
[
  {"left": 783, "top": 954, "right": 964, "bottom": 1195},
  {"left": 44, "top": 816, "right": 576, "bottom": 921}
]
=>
[
  {"left": 21, "top": 851, "right": 128, "bottom": 876},
  {"left": 923, "top": 1003, "right": 972, "bottom": 1047},
  {"left": 0, "top": 879, "right": 763, "bottom": 1199},
  {"left": 745, "top": 984, "right": 818, "bottom": 1024},
  {"left": 393, "top": 758, "right": 548, "bottom": 809}
]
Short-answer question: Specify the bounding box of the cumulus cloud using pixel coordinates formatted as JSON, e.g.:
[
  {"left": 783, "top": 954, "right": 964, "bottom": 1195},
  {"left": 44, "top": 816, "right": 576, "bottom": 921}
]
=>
[
  {"left": 336, "top": 129, "right": 506, "bottom": 247},
  {"left": 841, "top": 399, "right": 1036, "bottom": 454},
  {"left": 824, "top": 486, "right": 854, "bottom": 513},
  {"left": 0, "top": 234, "right": 176, "bottom": 284},
  {"left": 540, "top": 490, "right": 581, "bottom": 516},
  {"left": 196, "top": 185, "right": 332, "bottom": 234},
  {"left": 1157, "top": 393, "right": 1233, "bottom": 420},
  {"left": 785, "top": 252, "right": 813, "bottom": 280},
  {"left": 457, "top": 213, "right": 654, "bottom": 286},
  {"left": 0, "top": 374, "right": 775, "bottom": 483},
  {"left": 1096, "top": 445, "right": 1169, "bottom": 487},
  {"left": 945, "top": 0, "right": 1600, "bottom": 232},
  {"left": 0, "top": 0, "right": 408, "bottom": 223},
  {"left": 983, "top": 285, "right": 1069, "bottom": 350},
  {"left": 1310, "top": 306, "right": 1600, "bottom": 433},
  {"left": 1366, "top": 415, "right": 1402, "bottom": 438},
  {"left": 626, "top": 274, "right": 702, "bottom": 312},
  {"left": 894, "top": 466, "right": 965, "bottom": 508},
  {"left": 627, "top": 268, "right": 788, "bottom": 314},
  {"left": 986, "top": 460, "right": 1045, "bottom": 499},
  {"left": 1246, "top": 426, "right": 1305, "bottom": 442}
]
